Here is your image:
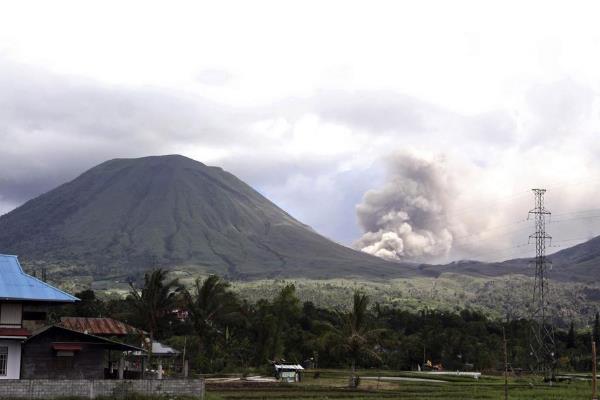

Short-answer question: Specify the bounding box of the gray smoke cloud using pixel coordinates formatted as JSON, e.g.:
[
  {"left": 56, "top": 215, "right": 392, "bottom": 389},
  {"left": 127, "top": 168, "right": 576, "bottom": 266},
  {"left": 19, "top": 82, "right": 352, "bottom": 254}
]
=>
[{"left": 355, "top": 152, "right": 453, "bottom": 262}]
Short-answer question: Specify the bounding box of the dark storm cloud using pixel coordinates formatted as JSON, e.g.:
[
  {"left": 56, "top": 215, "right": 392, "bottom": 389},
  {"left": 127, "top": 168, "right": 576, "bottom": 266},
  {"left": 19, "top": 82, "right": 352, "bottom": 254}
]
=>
[
  {"left": 307, "top": 89, "right": 519, "bottom": 149},
  {"left": 0, "top": 62, "right": 246, "bottom": 145},
  {"left": 311, "top": 89, "right": 443, "bottom": 134},
  {"left": 224, "top": 154, "right": 336, "bottom": 187},
  {"left": 0, "top": 59, "right": 250, "bottom": 209},
  {"left": 0, "top": 57, "right": 522, "bottom": 214},
  {"left": 3, "top": 56, "right": 594, "bottom": 259}
]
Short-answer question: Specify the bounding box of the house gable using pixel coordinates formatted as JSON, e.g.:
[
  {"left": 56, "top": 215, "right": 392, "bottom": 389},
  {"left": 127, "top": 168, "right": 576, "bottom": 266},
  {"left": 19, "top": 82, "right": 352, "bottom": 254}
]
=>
[{"left": 22, "top": 326, "right": 142, "bottom": 380}]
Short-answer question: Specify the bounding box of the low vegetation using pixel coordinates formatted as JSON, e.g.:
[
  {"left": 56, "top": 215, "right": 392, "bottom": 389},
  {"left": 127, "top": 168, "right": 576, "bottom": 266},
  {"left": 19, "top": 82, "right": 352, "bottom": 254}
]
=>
[
  {"left": 56, "top": 269, "right": 599, "bottom": 376},
  {"left": 205, "top": 373, "right": 594, "bottom": 399},
  {"left": 71, "top": 270, "right": 600, "bottom": 328}
]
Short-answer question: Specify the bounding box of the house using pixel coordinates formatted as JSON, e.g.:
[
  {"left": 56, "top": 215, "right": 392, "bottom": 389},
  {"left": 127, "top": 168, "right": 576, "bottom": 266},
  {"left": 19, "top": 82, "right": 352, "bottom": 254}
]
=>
[
  {"left": 60, "top": 317, "right": 153, "bottom": 379},
  {"left": 0, "top": 254, "right": 78, "bottom": 379},
  {"left": 0, "top": 254, "right": 201, "bottom": 396},
  {"left": 21, "top": 325, "right": 141, "bottom": 379}
]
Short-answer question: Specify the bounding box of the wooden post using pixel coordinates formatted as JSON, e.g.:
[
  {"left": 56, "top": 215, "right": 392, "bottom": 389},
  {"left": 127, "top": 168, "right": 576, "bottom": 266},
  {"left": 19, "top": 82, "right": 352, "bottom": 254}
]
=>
[
  {"left": 503, "top": 327, "right": 508, "bottom": 400},
  {"left": 182, "top": 336, "right": 187, "bottom": 374},
  {"left": 593, "top": 338, "right": 597, "bottom": 400},
  {"left": 158, "top": 360, "right": 164, "bottom": 380},
  {"left": 183, "top": 359, "right": 189, "bottom": 378},
  {"left": 118, "top": 356, "right": 125, "bottom": 380}
]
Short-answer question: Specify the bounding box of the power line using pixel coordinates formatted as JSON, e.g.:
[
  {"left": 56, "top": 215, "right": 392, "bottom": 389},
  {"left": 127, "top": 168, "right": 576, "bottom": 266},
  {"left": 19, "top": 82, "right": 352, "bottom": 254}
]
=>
[
  {"left": 551, "top": 208, "right": 600, "bottom": 218},
  {"left": 451, "top": 209, "right": 600, "bottom": 245},
  {"left": 466, "top": 243, "right": 532, "bottom": 262},
  {"left": 457, "top": 233, "right": 594, "bottom": 263},
  {"left": 452, "top": 222, "right": 530, "bottom": 244},
  {"left": 446, "top": 178, "right": 600, "bottom": 219},
  {"left": 550, "top": 215, "right": 600, "bottom": 223},
  {"left": 438, "top": 176, "right": 600, "bottom": 224},
  {"left": 551, "top": 236, "right": 596, "bottom": 244},
  {"left": 543, "top": 177, "right": 600, "bottom": 193},
  {"left": 444, "top": 178, "right": 600, "bottom": 222},
  {"left": 446, "top": 190, "right": 531, "bottom": 219}
]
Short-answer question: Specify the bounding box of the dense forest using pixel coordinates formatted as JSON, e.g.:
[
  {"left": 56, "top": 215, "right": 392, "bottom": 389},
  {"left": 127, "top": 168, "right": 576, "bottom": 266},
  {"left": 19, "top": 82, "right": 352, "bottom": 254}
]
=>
[{"left": 55, "top": 269, "right": 598, "bottom": 374}]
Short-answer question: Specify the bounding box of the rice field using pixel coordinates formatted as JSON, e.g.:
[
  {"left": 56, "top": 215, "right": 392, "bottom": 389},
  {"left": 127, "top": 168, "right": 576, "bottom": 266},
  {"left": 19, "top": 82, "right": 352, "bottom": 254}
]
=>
[{"left": 205, "top": 369, "right": 594, "bottom": 400}]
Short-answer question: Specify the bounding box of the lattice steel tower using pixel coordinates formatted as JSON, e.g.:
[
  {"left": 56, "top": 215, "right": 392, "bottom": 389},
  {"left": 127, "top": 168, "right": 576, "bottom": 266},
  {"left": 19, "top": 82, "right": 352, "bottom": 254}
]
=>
[{"left": 528, "top": 188, "right": 555, "bottom": 379}]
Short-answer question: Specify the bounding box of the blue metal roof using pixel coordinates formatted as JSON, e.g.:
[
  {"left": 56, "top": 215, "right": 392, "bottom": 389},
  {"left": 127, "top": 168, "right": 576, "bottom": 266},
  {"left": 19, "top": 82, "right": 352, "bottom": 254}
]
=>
[{"left": 0, "top": 254, "right": 78, "bottom": 302}]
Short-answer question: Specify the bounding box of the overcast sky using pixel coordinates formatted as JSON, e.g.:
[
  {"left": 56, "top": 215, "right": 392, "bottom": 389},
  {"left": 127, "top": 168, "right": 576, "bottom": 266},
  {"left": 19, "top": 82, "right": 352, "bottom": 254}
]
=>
[{"left": 1, "top": 0, "right": 600, "bottom": 263}]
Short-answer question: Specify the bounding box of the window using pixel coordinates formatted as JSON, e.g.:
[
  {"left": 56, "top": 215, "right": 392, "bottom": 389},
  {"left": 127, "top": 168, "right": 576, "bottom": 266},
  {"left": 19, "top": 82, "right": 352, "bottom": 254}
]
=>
[
  {"left": 55, "top": 356, "right": 73, "bottom": 370},
  {"left": 0, "top": 346, "right": 8, "bottom": 376},
  {"left": 22, "top": 311, "right": 46, "bottom": 321}
]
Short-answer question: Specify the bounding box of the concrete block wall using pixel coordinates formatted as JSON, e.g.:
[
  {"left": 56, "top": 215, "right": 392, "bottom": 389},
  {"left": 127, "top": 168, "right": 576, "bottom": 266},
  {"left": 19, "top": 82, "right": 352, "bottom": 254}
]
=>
[{"left": 0, "top": 379, "right": 204, "bottom": 399}]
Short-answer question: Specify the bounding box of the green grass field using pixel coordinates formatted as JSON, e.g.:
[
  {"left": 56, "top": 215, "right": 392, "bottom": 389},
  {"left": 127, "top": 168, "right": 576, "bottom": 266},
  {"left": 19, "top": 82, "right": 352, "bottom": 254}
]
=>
[{"left": 205, "top": 370, "right": 595, "bottom": 400}]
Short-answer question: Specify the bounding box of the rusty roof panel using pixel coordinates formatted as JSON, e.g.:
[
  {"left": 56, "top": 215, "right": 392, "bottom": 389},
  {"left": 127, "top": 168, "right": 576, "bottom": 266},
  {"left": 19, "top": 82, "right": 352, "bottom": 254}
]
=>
[{"left": 59, "top": 317, "right": 145, "bottom": 336}]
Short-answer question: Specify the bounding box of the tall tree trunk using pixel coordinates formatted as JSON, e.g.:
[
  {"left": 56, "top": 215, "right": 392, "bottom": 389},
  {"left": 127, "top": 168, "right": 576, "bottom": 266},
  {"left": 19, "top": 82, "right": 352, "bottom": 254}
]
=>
[{"left": 349, "top": 359, "right": 357, "bottom": 388}]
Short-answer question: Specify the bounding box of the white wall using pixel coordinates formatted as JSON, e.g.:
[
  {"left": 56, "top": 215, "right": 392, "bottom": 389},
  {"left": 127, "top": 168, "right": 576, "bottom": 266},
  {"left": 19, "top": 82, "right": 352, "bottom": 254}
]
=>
[{"left": 0, "top": 340, "right": 21, "bottom": 379}]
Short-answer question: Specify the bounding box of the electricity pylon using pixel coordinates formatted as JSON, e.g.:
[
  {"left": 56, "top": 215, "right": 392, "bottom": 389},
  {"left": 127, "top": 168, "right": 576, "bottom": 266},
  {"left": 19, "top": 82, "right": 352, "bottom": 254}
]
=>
[{"left": 528, "top": 188, "right": 555, "bottom": 380}]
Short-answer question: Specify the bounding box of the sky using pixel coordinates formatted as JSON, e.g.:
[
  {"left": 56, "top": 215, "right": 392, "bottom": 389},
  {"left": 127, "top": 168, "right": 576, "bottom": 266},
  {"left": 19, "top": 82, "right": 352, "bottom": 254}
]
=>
[{"left": 1, "top": 0, "right": 600, "bottom": 263}]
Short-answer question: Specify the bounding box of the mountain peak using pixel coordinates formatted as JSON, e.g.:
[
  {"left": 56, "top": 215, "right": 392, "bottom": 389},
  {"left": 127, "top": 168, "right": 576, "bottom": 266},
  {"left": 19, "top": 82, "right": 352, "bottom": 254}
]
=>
[
  {"left": 0, "top": 156, "right": 407, "bottom": 281},
  {"left": 101, "top": 154, "right": 207, "bottom": 169}
]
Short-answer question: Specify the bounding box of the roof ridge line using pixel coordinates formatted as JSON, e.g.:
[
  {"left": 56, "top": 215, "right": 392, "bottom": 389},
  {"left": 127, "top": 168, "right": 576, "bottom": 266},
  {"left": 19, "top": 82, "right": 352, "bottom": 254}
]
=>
[{"left": 15, "top": 258, "right": 79, "bottom": 302}]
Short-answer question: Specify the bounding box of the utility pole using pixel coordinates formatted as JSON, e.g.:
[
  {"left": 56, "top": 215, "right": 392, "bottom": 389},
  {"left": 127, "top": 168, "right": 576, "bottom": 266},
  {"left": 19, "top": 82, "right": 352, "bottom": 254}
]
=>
[
  {"left": 182, "top": 336, "right": 187, "bottom": 376},
  {"left": 504, "top": 327, "right": 509, "bottom": 400},
  {"left": 593, "top": 337, "right": 597, "bottom": 400},
  {"left": 528, "top": 188, "right": 555, "bottom": 380}
]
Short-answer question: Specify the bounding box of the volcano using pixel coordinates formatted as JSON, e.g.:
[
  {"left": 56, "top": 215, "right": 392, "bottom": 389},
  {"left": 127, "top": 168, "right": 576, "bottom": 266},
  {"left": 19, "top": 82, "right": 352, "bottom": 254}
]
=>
[{"left": 0, "top": 155, "right": 414, "bottom": 280}]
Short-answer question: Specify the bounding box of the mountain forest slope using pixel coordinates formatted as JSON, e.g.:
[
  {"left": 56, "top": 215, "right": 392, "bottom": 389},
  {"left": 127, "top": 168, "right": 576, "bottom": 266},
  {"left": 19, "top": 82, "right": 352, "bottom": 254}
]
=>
[
  {"left": 0, "top": 155, "right": 418, "bottom": 281},
  {"left": 1, "top": 154, "right": 599, "bottom": 286}
]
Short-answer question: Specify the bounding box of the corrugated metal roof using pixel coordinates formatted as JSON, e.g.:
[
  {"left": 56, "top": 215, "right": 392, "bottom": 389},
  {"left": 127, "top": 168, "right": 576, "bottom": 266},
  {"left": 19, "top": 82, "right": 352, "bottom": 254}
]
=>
[
  {"left": 132, "top": 341, "right": 180, "bottom": 356},
  {"left": 274, "top": 364, "right": 304, "bottom": 370},
  {"left": 60, "top": 317, "right": 145, "bottom": 336},
  {"left": 151, "top": 341, "right": 180, "bottom": 355},
  {"left": 26, "top": 325, "right": 144, "bottom": 352},
  {"left": 0, "top": 254, "right": 78, "bottom": 302}
]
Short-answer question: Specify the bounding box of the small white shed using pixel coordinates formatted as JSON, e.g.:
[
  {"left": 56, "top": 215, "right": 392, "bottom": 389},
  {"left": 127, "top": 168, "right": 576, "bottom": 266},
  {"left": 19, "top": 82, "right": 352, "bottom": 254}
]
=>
[{"left": 274, "top": 363, "right": 304, "bottom": 382}]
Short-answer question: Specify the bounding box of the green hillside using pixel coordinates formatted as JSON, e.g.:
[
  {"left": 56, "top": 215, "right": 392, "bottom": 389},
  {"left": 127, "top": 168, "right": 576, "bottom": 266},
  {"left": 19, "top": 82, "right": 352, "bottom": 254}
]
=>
[
  {"left": 1, "top": 154, "right": 599, "bottom": 288},
  {"left": 0, "top": 155, "right": 416, "bottom": 281}
]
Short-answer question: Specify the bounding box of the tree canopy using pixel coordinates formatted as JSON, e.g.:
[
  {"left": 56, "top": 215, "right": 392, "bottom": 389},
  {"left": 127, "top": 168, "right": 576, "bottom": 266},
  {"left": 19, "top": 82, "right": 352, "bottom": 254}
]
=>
[{"left": 57, "top": 270, "right": 597, "bottom": 374}]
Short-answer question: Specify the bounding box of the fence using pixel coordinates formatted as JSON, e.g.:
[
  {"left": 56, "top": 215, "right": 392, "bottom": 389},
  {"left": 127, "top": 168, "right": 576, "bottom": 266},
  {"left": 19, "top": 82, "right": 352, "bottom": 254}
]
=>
[{"left": 0, "top": 379, "right": 204, "bottom": 399}]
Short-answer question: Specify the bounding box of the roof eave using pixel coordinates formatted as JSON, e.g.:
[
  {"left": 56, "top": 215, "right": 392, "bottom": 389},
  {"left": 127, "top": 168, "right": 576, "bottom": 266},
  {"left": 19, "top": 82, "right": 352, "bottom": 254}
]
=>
[{"left": 0, "top": 297, "right": 78, "bottom": 303}]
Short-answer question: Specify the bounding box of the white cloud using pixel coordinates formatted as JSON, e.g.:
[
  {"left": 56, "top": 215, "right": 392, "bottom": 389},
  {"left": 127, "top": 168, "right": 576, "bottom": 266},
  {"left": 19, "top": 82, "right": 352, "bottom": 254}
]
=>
[{"left": 1, "top": 1, "right": 600, "bottom": 262}]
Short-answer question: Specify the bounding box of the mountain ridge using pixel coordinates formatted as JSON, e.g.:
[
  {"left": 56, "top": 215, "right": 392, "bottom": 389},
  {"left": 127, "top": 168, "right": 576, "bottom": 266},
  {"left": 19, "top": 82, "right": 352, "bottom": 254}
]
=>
[
  {"left": 1, "top": 154, "right": 599, "bottom": 284},
  {"left": 0, "top": 155, "right": 417, "bottom": 280}
]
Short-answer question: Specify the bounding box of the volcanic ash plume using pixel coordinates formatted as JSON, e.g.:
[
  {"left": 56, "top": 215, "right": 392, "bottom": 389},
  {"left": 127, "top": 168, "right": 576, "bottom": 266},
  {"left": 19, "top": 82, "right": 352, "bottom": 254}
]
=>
[{"left": 355, "top": 153, "right": 453, "bottom": 262}]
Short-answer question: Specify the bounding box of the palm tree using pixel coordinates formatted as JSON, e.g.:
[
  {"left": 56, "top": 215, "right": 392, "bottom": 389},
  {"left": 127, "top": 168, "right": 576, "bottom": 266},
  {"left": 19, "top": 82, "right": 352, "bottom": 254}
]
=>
[
  {"left": 128, "top": 269, "right": 181, "bottom": 341},
  {"left": 183, "top": 275, "right": 240, "bottom": 358},
  {"left": 325, "top": 292, "right": 383, "bottom": 386}
]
